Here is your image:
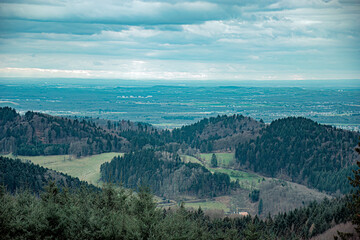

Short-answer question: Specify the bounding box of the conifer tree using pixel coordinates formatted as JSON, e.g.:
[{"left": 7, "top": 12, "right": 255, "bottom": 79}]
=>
[
  {"left": 211, "top": 153, "right": 218, "bottom": 168},
  {"left": 348, "top": 140, "right": 360, "bottom": 234}
]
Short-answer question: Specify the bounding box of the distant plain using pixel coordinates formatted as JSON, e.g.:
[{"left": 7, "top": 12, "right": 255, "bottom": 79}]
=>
[{"left": 1, "top": 78, "right": 359, "bottom": 130}]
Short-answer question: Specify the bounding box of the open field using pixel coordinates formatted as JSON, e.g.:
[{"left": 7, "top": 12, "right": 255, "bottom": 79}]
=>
[
  {"left": 181, "top": 153, "right": 262, "bottom": 189},
  {"left": 184, "top": 200, "right": 230, "bottom": 212},
  {"left": 209, "top": 167, "right": 263, "bottom": 190},
  {"left": 2, "top": 152, "right": 123, "bottom": 185},
  {"left": 199, "top": 152, "right": 235, "bottom": 167}
]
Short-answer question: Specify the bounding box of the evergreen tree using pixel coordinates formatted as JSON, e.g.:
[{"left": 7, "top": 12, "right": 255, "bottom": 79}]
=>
[
  {"left": 258, "top": 199, "right": 263, "bottom": 215},
  {"left": 211, "top": 153, "right": 218, "bottom": 168},
  {"left": 348, "top": 141, "right": 360, "bottom": 234}
]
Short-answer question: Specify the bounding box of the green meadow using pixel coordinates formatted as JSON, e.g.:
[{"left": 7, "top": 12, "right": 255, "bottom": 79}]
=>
[
  {"left": 181, "top": 153, "right": 262, "bottom": 190},
  {"left": 3, "top": 152, "right": 123, "bottom": 185},
  {"left": 209, "top": 167, "right": 263, "bottom": 190},
  {"left": 184, "top": 200, "right": 230, "bottom": 212},
  {"left": 199, "top": 152, "right": 235, "bottom": 167}
]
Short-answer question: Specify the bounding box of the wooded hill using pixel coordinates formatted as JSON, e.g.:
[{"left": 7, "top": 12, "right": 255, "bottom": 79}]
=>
[
  {"left": 0, "top": 108, "right": 262, "bottom": 156},
  {"left": 103, "top": 114, "right": 264, "bottom": 153},
  {"left": 100, "top": 149, "right": 237, "bottom": 198},
  {"left": 1, "top": 107, "right": 359, "bottom": 195},
  {"left": 235, "top": 117, "right": 360, "bottom": 193},
  {"left": 170, "top": 114, "right": 264, "bottom": 152},
  {"left": 0, "top": 107, "right": 127, "bottom": 156},
  {"left": 0, "top": 156, "right": 97, "bottom": 194}
]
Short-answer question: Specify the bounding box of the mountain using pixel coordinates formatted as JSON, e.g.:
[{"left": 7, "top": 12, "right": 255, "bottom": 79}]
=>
[
  {"left": 0, "top": 107, "right": 127, "bottom": 156},
  {"left": 235, "top": 117, "right": 360, "bottom": 193}
]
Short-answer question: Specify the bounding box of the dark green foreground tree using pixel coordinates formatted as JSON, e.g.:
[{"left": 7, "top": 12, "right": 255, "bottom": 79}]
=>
[
  {"left": 335, "top": 141, "right": 360, "bottom": 240},
  {"left": 0, "top": 181, "right": 352, "bottom": 240},
  {"left": 348, "top": 142, "right": 360, "bottom": 234}
]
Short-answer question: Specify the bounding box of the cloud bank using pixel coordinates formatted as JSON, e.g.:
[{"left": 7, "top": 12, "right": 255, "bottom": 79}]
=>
[{"left": 0, "top": 0, "right": 359, "bottom": 80}]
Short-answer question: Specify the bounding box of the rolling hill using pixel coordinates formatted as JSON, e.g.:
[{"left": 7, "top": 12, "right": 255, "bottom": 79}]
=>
[
  {"left": 0, "top": 156, "right": 97, "bottom": 194},
  {"left": 235, "top": 117, "right": 360, "bottom": 193},
  {"left": 0, "top": 107, "right": 127, "bottom": 156}
]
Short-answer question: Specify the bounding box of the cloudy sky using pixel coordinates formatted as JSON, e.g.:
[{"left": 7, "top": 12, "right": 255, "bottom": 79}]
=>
[{"left": 0, "top": 0, "right": 359, "bottom": 80}]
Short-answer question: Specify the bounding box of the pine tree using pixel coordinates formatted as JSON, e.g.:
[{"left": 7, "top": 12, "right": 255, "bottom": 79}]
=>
[
  {"left": 211, "top": 154, "right": 218, "bottom": 168},
  {"left": 348, "top": 140, "right": 360, "bottom": 234},
  {"left": 258, "top": 199, "right": 263, "bottom": 215}
]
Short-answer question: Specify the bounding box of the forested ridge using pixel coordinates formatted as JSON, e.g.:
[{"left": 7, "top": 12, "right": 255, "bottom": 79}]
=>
[
  {"left": 0, "top": 107, "right": 126, "bottom": 156},
  {"left": 235, "top": 117, "right": 360, "bottom": 193},
  {"left": 106, "top": 114, "right": 263, "bottom": 153},
  {"left": 170, "top": 114, "right": 264, "bottom": 152},
  {"left": 0, "top": 108, "right": 262, "bottom": 156},
  {"left": 0, "top": 156, "right": 97, "bottom": 194},
  {"left": 100, "top": 150, "right": 237, "bottom": 198}
]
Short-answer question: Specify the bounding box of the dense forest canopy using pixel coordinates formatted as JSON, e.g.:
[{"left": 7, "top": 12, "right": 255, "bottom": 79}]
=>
[
  {"left": 0, "top": 174, "right": 354, "bottom": 240},
  {"left": 235, "top": 117, "right": 360, "bottom": 193},
  {"left": 0, "top": 107, "right": 126, "bottom": 156},
  {"left": 100, "top": 150, "right": 237, "bottom": 198},
  {"left": 0, "top": 107, "right": 264, "bottom": 156}
]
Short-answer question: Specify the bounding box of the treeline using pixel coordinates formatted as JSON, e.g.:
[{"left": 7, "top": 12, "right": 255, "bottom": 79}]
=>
[
  {"left": 112, "top": 114, "right": 263, "bottom": 154},
  {"left": 100, "top": 150, "right": 237, "bottom": 198},
  {"left": 1, "top": 108, "right": 262, "bottom": 156},
  {"left": 171, "top": 114, "right": 263, "bottom": 152},
  {"left": 0, "top": 156, "right": 97, "bottom": 194},
  {"left": 0, "top": 182, "right": 353, "bottom": 240},
  {"left": 0, "top": 107, "right": 127, "bottom": 157},
  {"left": 235, "top": 117, "right": 360, "bottom": 194}
]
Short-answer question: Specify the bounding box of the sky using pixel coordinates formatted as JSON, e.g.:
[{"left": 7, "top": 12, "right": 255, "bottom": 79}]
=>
[{"left": 0, "top": 0, "right": 359, "bottom": 81}]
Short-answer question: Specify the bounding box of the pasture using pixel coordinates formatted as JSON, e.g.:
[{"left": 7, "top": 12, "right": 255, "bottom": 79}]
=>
[{"left": 3, "top": 152, "right": 123, "bottom": 185}]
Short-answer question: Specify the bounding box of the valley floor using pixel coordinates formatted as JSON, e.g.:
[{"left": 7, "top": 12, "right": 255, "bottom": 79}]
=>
[{"left": 3, "top": 151, "right": 333, "bottom": 218}]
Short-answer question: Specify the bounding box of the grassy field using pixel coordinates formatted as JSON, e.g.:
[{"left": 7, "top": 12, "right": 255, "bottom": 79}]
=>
[
  {"left": 184, "top": 200, "right": 230, "bottom": 212},
  {"left": 3, "top": 152, "right": 123, "bottom": 185},
  {"left": 180, "top": 153, "right": 262, "bottom": 190},
  {"left": 199, "top": 152, "right": 235, "bottom": 167},
  {"left": 209, "top": 167, "right": 263, "bottom": 190}
]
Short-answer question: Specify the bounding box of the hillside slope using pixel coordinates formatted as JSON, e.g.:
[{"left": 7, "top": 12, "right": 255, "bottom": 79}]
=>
[
  {"left": 0, "top": 107, "right": 127, "bottom": 156},
  {"left": 100, "top": 150, "right": 238, "bottom": 198},
  {"left": 235, "top": 117, "right": 360, "bottom": 193},
  {"left": 0, "top": 156, "right": 97, "bottom": 194},
  {"left": 172, "top": 114, "right": 264, "bottom": 152}
]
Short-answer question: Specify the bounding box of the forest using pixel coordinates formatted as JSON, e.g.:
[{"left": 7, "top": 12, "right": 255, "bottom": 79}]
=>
[
  {"left": 100, "top": 149, "right": 237, "bottom": 198},
  {"left": 0, "top": 177, "right": 356, "bottom": 240},
  {"left": 0, "top": 107, "right": 125, "bottom": 156},
  {"left": 235, "top": 117, "right": 360, "bottom": 194},
  {"left": 1, "top": 107, "right": 360, "bottom": 238}
]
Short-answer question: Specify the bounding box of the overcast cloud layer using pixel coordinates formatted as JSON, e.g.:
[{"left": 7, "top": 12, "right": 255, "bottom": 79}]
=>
[{"left": 0, "top": 0, "right": 359, "bottom": 80}]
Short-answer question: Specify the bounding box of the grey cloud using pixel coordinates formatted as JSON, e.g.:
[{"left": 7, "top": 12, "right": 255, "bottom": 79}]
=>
[
  {"left": 0, "top": 1, "right": 239, "bottom": 25},
  {"left": 0, "top": 20, "right": 128, "bottom": 35}
]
